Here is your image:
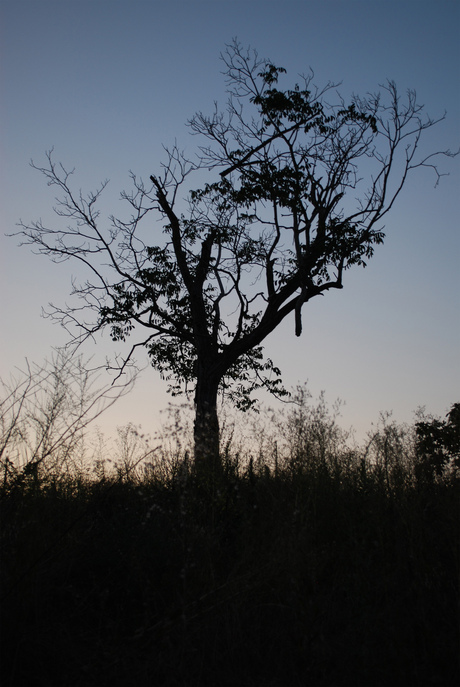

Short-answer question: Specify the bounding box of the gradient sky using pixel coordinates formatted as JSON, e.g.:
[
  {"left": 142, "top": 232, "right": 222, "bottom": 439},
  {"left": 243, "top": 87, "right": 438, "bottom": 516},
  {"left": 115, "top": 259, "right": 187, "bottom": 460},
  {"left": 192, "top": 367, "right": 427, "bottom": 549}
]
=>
[{"left": 1, "top": 0, "right": 459, "bottom": 442}]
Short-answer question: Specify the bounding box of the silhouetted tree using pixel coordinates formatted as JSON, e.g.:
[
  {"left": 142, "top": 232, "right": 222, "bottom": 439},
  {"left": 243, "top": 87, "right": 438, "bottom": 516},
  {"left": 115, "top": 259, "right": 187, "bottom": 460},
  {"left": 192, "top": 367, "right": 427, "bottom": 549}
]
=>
[
  {"left": 16, "top": 41, "right": 456, "bottom": 481},
  {"left": 415, "top": 403, "right": 460, "bottom": 480}
]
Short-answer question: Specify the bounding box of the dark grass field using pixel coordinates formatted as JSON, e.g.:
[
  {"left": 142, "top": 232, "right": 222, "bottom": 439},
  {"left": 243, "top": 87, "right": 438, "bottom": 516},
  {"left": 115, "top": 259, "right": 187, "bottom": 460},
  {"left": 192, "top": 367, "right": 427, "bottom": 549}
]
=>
[{"left": 1, "top": 444, "right": 458, "bottom": 687}]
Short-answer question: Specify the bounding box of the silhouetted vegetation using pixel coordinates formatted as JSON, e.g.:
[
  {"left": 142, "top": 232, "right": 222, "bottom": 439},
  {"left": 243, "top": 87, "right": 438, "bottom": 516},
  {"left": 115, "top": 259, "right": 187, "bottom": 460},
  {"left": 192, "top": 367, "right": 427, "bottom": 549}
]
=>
[
  {"left": 1, "top": 381, "right": 458, "bottom": 687},
  {"left": 15, "top": 40, "right": 456, "bottom": 475}
]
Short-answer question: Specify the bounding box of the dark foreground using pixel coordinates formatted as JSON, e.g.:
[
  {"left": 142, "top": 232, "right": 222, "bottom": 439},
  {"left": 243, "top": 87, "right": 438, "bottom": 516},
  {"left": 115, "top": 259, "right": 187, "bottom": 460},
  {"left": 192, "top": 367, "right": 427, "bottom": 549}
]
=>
[{"left": 1, "top": 457, "right": 458, "bottom": 687}]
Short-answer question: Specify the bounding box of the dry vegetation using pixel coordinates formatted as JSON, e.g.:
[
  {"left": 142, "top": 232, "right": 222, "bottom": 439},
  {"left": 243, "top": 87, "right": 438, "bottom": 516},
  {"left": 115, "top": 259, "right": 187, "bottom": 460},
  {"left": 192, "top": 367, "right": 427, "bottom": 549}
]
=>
[{"left": 1, "top": 357, "right": 458, "bottom": 686}]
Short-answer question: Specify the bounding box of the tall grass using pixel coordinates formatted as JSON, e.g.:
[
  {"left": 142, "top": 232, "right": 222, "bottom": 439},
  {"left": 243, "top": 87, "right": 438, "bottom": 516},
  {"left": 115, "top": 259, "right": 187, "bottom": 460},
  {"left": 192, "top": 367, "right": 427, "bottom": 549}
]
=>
[{"left": 1, "top": 390, "right": 458, "bottom": 687}]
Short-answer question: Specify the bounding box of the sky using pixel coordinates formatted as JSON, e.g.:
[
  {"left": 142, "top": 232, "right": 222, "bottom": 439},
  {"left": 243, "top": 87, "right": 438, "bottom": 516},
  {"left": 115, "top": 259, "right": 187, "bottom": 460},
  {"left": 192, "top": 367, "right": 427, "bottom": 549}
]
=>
[{"left": 1, "top": 0, "right": 459, "bottom": 443}]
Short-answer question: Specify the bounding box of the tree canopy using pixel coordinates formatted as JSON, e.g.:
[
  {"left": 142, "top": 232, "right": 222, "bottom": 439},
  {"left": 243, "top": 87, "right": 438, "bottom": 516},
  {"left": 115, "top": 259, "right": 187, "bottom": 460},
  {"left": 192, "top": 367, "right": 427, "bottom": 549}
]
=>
[{"left": 16, "top": 41, "right": 456, "bottom": 479}]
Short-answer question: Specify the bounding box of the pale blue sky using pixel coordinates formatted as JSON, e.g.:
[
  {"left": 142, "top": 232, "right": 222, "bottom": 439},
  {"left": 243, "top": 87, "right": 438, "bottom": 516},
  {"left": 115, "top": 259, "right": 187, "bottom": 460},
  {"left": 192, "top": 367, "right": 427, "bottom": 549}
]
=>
[{"left": 1, "top": 0, "right": 459, "bottom": 440}]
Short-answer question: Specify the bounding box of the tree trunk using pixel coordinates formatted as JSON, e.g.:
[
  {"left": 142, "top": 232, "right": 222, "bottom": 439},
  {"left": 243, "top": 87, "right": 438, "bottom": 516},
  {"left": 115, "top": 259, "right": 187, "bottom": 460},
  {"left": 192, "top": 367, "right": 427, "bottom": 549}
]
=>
[{"left": 193, "top": 367, "right": 221, "bottom": 484}]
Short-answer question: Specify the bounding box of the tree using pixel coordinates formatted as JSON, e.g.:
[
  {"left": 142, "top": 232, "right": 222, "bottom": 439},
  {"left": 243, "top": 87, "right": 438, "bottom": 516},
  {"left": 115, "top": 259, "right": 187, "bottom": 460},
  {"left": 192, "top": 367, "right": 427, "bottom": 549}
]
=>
[
  {"left": 15, "top": 41, "right": 456, "bottom": 481},
  {"left": 415, "top": 403, "right": 460, "bottom": 480}
]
